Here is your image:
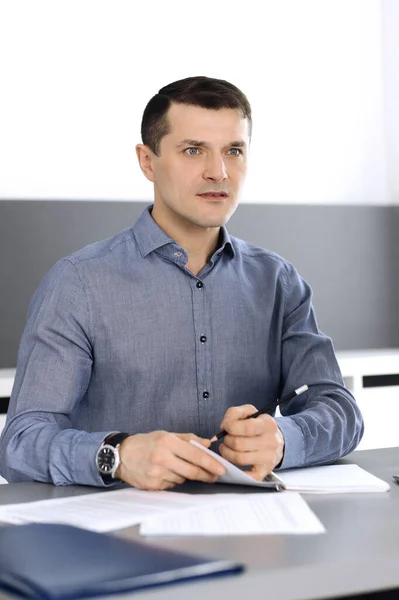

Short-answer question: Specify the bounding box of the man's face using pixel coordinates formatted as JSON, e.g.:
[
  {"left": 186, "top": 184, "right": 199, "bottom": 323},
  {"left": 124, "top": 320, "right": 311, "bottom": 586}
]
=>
[{"left": 142, "top": 103, "right": 249, "bottom": 230}]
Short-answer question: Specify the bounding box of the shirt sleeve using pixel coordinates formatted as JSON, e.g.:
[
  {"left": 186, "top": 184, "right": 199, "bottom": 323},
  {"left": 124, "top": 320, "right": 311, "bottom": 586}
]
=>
[
  {"left": 274, "top": 261, "right": 364, "bottom": 470},
  {"left": 0, "top": 259, "right": 115, "bottom": 486}
]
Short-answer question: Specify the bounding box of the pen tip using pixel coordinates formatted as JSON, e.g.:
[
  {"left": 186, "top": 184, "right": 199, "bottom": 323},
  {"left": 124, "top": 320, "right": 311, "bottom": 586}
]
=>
[{"left": 210, "top": 435, "right": 217, "bottom": 443}]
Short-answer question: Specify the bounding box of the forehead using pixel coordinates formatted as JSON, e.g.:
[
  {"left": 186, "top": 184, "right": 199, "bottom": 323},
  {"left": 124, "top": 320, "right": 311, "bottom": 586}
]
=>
[{"left": 164, "top": 103, "right": 249, "bottom": 144}]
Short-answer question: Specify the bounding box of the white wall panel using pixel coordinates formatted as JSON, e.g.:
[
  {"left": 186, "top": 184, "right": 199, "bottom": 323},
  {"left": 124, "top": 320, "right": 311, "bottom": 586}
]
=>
[
  {"left": 382, "top": 0, "right": 399, "bottom": 205},
  {"left": 0, "top": 0, "right": 391, "bottom": 204}
]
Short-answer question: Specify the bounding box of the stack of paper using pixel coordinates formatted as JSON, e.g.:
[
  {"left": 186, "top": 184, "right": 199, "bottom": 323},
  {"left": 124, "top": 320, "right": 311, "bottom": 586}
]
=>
[
  {"left": 273, "top": 464, "right": 390, "bottom": 493},
  {"left": 140, "top": 492, "right": 325, "bottom": 536},
  {"left": 0, "top": 489, "right": 224, "bottom": 532},
  {"left": 190, "top": 441, "right": 390, "bottom": 493},
  {"left": 0, "top": 444, "right": 388, "bottom": 538},
  {"left": 0, "top": 487, "right": 325, "bottom": 536}
]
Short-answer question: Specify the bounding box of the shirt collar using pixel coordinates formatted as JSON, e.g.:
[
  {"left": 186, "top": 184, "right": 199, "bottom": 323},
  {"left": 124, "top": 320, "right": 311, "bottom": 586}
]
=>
[{"left": 132, "top": 205, "right": 235, "bottom": 259}]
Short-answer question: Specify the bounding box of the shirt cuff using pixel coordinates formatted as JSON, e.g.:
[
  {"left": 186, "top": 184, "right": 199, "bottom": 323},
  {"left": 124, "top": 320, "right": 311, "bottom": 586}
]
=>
[
  {"left": 49, "top": 430, "right": 120, "bottom": 487},
  {"left": 274, "top": 416, "right": 306, "bottom": 470}
]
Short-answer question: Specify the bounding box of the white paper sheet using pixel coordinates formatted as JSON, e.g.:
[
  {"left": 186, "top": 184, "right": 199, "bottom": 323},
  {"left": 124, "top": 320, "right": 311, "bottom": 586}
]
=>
[
  {"left": 279, "top": 464, "right": 390, "bottom": 493},
  {"left": 190, "top": 440, "right": 284, "bottom": 488},
  {"left": 191, "top": 441, "right": 390, "bottom": 493},
  {"left": 0, "top": 488, "right": 240, "bottom": 532},
  {"left": 140, "top": 492, "right": 325, "bottom": 536}
]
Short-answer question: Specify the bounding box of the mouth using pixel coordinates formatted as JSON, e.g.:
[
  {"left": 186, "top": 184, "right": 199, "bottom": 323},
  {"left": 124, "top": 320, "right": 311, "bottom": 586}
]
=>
[{"left": 197, "top": 191, "right": 229, "bottom": 199}]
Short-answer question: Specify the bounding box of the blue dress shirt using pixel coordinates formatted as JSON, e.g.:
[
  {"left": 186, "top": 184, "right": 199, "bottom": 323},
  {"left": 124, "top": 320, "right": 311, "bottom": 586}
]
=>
[{"left": 0, "top": 206, "right": 364, "bottom": 486}]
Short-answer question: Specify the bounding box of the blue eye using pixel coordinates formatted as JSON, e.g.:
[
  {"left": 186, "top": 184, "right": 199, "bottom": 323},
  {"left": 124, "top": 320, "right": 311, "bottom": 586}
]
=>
[
  {"left": 228, "top": 148, "right": 242, "bottom": 156},
  {"left": 185, "top": 148, "right": 200, "bottom": 156}
]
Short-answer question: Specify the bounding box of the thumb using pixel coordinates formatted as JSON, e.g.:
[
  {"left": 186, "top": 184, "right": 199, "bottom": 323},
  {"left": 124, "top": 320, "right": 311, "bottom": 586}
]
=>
[
  {"left": 176, "top": 433, "right": 211, "bottom": 447},
  {"left": 248, "top": 464, "right": 269, "bottom": 482},
  {"left": 221, "top": 404, "right": 258, "bottom": 429}
]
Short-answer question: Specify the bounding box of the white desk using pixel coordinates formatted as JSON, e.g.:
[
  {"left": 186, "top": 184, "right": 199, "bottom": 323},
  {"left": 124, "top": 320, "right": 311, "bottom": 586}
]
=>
[{"left": 0, "top": 447, "right": 398, "bottom": 600}]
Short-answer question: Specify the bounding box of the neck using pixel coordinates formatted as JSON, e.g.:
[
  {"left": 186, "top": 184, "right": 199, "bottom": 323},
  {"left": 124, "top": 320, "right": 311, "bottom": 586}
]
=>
[{"left": 151, "top": 204, "right": 221, "bottom": 275}]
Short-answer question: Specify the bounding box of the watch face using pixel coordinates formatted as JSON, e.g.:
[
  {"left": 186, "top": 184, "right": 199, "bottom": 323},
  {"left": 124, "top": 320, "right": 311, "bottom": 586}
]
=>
[{"left": 97, "top": 446, "right": 116, "bottom": 474}]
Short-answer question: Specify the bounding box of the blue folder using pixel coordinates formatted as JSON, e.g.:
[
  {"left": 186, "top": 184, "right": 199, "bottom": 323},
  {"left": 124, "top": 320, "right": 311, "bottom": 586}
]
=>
[{"left": 0, "top": 523, "right": 244, "bottom": 599}]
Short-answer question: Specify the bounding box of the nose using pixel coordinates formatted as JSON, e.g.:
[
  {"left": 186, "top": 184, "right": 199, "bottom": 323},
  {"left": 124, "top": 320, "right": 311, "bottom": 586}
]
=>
[{"left": 203, "top": 154, "right": 227, "bottom": 182}]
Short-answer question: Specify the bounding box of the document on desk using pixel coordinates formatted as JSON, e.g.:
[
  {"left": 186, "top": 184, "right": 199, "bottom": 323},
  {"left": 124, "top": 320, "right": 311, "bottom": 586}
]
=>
[
  {"left": 0, "top": 487, "right": 324, "bottom": 536},
  {"left": 189, "top": 441, "right": 284, "bottom": 489},
  {"left": 191, "top": 441, "right": 390, "bottom": 493},
  {"left": 278, "top": 464, "right": 390, "bottom": 493},
  {"left": 0, "top": 489, "right": 234, "bottom": 532},
  {"left": 140, "top": 492, "right": 325, "bottom": 536}
]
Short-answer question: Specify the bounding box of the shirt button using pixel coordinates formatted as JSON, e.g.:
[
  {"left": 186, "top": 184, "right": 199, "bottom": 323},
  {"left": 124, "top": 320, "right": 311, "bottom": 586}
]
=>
[
  {"left": 200, "top": 335, "right": 207, "bottom": 343},
  {"left": 196, "top": 281, "right": 203, "bottom": 288},
  {"left": 203, "top": 391, "right": 210, "bottom": 399}
]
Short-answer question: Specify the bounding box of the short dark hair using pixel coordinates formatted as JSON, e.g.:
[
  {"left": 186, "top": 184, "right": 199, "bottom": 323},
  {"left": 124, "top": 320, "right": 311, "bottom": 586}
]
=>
[{"left": 141, "top": 76, "right": 252, "bottom": 156}]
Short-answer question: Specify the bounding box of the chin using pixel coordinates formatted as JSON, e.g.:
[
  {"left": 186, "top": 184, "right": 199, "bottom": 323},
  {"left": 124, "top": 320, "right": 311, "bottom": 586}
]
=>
[
  {"left": 192, "top": 214, "right": 229, "bottom": 229},
  {"left": 199, "top": 220, "right": 225, "bottom": 229},
  {"left": 194, "top": 205, "right": 237, "bottom": 228}
]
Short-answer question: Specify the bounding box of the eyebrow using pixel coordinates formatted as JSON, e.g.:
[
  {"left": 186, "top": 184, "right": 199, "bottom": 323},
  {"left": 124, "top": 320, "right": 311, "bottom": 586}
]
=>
[{"left": 176, "top": 139, "right": 247, "bottom": 149}]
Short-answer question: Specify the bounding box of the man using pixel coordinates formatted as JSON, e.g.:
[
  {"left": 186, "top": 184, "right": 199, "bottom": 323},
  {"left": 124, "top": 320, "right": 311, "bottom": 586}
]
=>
[{"left": 0, "top": 76, "right": 363, "bottom": 489}]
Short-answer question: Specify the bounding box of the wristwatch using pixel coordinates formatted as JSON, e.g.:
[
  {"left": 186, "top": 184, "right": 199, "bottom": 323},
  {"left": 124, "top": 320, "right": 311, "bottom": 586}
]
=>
[{"left": 95, "top": 432, "right": 131, "bottom": 484}]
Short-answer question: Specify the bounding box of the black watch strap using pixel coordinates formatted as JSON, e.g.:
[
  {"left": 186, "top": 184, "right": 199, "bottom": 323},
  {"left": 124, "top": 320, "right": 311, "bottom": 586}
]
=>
[
  {"left": 105, "top": 432, "right": 131, "bottom": 448},
  {"left": 99, "top": 432, "right": 131, "bottom": 484}
]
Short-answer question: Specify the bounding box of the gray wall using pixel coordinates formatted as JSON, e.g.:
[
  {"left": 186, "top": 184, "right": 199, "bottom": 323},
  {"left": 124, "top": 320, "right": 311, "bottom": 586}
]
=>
[{"left": 1, "top": 200, "right": 398, "bottom": 368}]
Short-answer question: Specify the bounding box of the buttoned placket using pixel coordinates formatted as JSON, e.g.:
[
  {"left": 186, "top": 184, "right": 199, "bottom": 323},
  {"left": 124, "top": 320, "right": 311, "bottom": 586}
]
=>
[
  {"left": 189, "top": 275, "right": 214, "bottom": 437},
  {"left": 156, "top": 244, "right": 220, "bottom": 437}
]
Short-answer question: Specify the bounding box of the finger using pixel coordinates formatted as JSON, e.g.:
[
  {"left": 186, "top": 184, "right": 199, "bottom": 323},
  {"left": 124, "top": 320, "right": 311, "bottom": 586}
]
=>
[
  {"left": 248, "top": 465, "right": 270, "bottom": 482},
  {"left": 222, "top": 433, "right": 266, "bottom": 453},
  {"left": 150, "top": 478, "right": 182, "bottom": 491},
  {"left": 221, "top": 404, "right": 258, "bottom": 428},
  {"left": 222, "top": 413, "right": 276, "bottom": 437},
  {"left": 172, "top": 438, "right": 225, "bottom": 477},
  {"left": 220, "top": 443, "right": 272, "bottom": 468},
  {"left": 162, "top": 473, "right": 186, "bottom": 487},
  {"left": 176, "top": 433, "right": 211, "bottom": 448},
  {"left": 162, "top": 471, "right": 186, "bottom": 486},
  {"left": 223, "top": 419, "right": 280, "bottom": 452},
  {"left": 124, "top": 468, "right": 185, "bottom": 491},
  {"left": 157, "top": 481, "right": 177, "bottom": 490},
  {"left": 166, "top": 454, "right": 221, "bottom": 483}
]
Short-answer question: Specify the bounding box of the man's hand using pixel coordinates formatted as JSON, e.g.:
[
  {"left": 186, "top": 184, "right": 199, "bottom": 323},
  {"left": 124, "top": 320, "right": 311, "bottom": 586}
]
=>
[
  {"left": 219, "top": 405, "right": 285, "bottom": 481},
  {"left": 116, "top": 431, "right": 226, "bottom": 490}
]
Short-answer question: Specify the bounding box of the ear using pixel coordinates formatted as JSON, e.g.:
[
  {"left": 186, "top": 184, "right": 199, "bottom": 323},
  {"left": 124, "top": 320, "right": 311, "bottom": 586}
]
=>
[{"left": 136, "top": 144, "right": 156, "bottom": 182}]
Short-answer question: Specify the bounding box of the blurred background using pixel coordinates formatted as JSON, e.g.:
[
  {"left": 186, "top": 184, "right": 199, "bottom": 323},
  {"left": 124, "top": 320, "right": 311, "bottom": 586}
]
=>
[{"left": 0, "top": 0, "right": 398, "bottom": 450}]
